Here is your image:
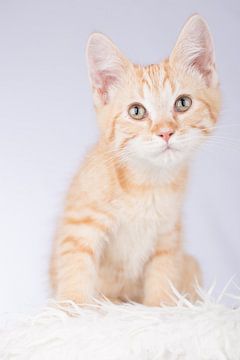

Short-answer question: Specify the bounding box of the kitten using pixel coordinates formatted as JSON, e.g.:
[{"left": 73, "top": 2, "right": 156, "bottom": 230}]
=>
[{"left": 50, "top": 15, "right": 221, "bottom": 306}]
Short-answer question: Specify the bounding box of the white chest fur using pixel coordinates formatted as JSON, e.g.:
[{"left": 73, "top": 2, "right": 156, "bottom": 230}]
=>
[{"left": 104, "top": 189, "right": 182, "bottom": 280}]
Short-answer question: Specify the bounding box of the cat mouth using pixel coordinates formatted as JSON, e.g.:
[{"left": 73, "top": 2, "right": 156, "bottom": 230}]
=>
[
  {"left": 147, "top": 144, "right": 180, "bottom": 159},
  {"left": 161, "top": 145, "right": 179, "bottom": 154}
]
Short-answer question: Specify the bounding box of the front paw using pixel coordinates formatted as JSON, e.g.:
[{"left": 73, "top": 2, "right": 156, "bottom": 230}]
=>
[
  {"left": 56, "top": 290, "right": 94, "bottom": 305},
  {"left": 143, "top": 293, "right": 177, "bottom": 307}
]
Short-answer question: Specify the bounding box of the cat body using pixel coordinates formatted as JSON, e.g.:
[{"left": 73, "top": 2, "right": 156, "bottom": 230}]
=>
[{"left": 50, "top": 15, "right": 221, "bottom": 306}]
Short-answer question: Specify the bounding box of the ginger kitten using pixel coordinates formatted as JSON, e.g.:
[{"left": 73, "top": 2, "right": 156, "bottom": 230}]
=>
[{"left": 50, "top": 15, "right": 221, "bottom": 306}]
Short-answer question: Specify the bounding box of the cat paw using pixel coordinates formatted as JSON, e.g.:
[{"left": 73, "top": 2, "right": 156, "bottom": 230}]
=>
[
  {"left": 143, "top": 295, "right": 177, "bottom": 307},
  {"left": 56, "top": 290, "right": 93, "bottom": 306}
]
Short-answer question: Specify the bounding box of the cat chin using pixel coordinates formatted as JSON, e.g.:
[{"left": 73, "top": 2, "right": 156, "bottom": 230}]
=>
[
  {"left": 126, "top": 150, "right": 190, "bottom": 178},
  {"left": 148, "top": 153, "right": 188, "bottom": 170},
  {"left": 123, "top": 136, "right": 200, "bottom": 172},
  {"left": 135, "top": 146, "right": 190, "bottom": 167}
]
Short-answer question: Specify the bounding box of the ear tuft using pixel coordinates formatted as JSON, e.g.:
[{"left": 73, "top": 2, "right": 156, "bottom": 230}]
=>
[
  {"left": 170, "top": 15, "right": 217, "bottom": 86},
  {"left": 86, "top": 33, "right": 127, "bottom": 105}
]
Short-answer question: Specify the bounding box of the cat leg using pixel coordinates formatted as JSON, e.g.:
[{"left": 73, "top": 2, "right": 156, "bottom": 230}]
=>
[
  {"left": 52, "top": 207, "right": 111, "bottom": 304},
  {"left": 55, "top": 246, "right": 97, "bottom": 304},
  {"left": 180, "top": 253, "right": 202, "bottom": 302},
  {"left": 143, "top": 251, "right": 183, "bottom": 306},
  {"left": 143, "top": 228, "right": 183, "bottom": 306}
]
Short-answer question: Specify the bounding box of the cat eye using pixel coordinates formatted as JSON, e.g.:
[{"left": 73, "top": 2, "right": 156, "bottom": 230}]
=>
[
  {"left": 174, "top": 95, "right": 192, "bottom": 112},
  {"left": 128, "top": 103, "right": 147, "bottom": 120}
]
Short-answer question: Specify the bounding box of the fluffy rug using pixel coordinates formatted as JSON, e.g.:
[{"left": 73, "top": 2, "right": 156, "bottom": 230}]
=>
[{"left": 1, "top": 286, "right": 240, "bottom": 360}]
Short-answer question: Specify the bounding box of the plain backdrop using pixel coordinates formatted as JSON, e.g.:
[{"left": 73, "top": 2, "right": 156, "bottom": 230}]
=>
[{"left": 0, "top": 0, "right": 239, "bottom": 313}]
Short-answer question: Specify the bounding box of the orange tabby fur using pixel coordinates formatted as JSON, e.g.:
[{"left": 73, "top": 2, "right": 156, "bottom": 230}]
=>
[{"left": 50, "top": 15, "right": 221, "bottom": 306}]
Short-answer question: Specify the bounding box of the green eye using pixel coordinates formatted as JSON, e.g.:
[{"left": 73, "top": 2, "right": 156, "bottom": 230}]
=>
[
  {"left": 175, "top": 95, "right": 192, "bottom": 112},
  {"left": 128, "top": 103, "right": 146, "bottom": 120}
]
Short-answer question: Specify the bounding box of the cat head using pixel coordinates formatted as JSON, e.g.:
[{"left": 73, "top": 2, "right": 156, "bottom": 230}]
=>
[{"left": 86, "top": 15, "right": 221, "bottom": 172}]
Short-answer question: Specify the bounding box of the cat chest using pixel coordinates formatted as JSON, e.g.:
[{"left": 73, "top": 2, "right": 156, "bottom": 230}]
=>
[{"left": 104, "top": 192, "right": 180, "bottom": 278}]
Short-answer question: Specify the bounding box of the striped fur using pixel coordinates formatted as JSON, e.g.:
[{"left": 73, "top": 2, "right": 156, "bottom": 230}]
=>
[{"left": 50, "top": 15, "right": 221, "bottom": 306}]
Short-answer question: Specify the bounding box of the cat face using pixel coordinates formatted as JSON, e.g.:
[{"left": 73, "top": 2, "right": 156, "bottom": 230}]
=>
[{"left": 87, "top": 15, "right": 221, "bottom": 171}]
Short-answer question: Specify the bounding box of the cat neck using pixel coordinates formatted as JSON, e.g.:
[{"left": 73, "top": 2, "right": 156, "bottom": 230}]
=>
[
  {"left": 127, "top": 156, "right": 188, "bottom": 186},
  {"left": 101, "top": 141, "right": 189, "bottom": 190}
]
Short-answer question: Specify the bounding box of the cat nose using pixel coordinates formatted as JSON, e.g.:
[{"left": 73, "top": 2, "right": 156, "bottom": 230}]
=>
[{"left": 158, "top": 129, "right": 175, "bottom": 142}]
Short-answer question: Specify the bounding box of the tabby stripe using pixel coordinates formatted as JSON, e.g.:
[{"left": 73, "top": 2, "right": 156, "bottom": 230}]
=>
[
  {"left": 60, "top": 236, "right": 94, "bottom": 257},
  {"left": 65, "top": 216, "right": 108, "bottom": 232},
  {"left": 197, "top": 98, "right": 216, "bottom": 122}
]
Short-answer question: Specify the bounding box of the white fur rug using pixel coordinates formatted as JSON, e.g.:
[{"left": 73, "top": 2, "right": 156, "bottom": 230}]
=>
[{"left": 1, "top": 287, "right": 240, "bottom": 360}]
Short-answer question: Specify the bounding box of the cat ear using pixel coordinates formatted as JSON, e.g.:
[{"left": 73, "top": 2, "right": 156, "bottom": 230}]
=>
[
  {"left": 170, "top": 15, "right": 217, "bottom": 86},
  {"left": 86, "top": 33, "right": 128, "bottom": 106}
]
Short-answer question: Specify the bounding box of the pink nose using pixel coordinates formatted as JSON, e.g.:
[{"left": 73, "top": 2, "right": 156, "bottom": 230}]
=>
[{"left": 158, "top": 130, "right": 174, "bottom": 142}]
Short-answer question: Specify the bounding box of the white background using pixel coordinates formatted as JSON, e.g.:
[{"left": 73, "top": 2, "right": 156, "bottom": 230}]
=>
[{"left": 0, "top": 0, "right": 239, "bottom": 312}]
